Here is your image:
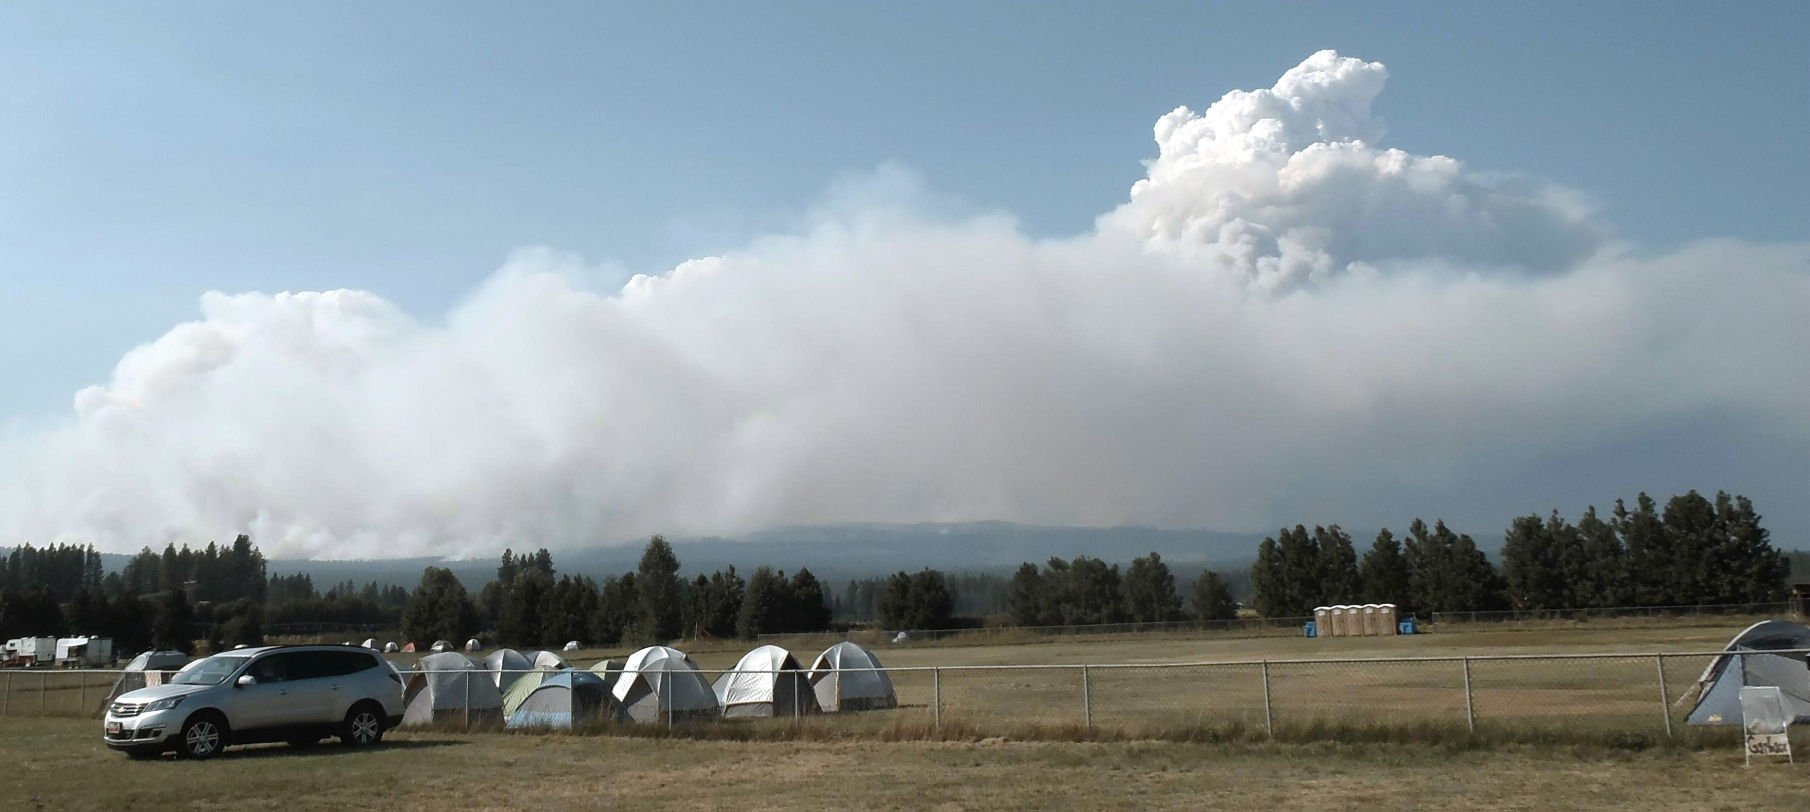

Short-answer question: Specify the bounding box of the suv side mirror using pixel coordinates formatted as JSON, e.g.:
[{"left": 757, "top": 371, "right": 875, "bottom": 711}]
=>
[{"left": 236, "top": 674, "right": 257, "bottom": 687}]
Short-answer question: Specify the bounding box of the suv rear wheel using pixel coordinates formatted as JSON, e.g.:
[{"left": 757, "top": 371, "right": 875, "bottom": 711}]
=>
[
  {"left": 178, "top": 713, "right": 228, "bottom": 760},
  {"left": 340, "top": 703, "right": 384, "bottom": 747}
]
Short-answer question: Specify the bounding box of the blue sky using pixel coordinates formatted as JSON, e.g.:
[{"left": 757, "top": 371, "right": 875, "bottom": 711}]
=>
[{"left": 2, "top": 2, "right": 1804, "bottom": 416}]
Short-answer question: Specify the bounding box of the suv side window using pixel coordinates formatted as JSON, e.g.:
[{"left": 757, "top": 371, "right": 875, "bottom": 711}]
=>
[
  {"left": 316, "top": 651, "right": 377, "bottom": 678},
  {"left": 248, "top": 652, "right": 298, "bottom": 683}
]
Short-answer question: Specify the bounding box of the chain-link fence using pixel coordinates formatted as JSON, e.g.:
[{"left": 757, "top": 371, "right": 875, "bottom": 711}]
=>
[{"left": 13, "top": 649, "right": 1797, "bottom": 743}]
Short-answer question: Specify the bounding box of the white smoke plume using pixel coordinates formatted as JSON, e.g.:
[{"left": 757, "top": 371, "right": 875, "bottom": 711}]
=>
[{"left": 2, "top": 51, "right": 1806, "bottom": 558}]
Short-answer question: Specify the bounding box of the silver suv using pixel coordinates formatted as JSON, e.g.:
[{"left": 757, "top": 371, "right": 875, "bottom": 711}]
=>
[{"left": 104, "top": 645, "right": 404, "bottom": 759}]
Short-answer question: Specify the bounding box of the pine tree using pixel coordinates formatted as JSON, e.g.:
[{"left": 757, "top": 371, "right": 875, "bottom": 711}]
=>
[
  {"left": 1122, "top": 552, "right": 1183, "bottom": 623},
  {"left": 1190, "top": 570, "right": 1238, "bottom": 621},
  {"left": 635, "top": 536, "right": 684, "bottom": 643},
  {"left": 1359, "top": 529, "right": 1411, "bottom": 605},
  {"left": 1314, "top": 526, "right": 1361, "bottom": 604}
]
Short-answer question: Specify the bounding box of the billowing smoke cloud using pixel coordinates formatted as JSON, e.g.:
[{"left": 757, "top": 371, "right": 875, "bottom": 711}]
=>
[{"left": 3, "top": 51, "right": 1806, "bottom": 558}]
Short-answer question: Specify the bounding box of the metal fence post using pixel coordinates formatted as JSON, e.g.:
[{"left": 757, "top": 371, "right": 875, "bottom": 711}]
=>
[
  {"left": 1081, "top": 665, "right": 1093, "bottom": 733},
  {"left": 463, "top": 668, "right": 471, "bottom": 731},
  {"left": 41, "top": 672, "right": 48, "bottom": 715},
  {"left": 3, "top": 671, "right": 9, "bottom": 715},
  {"left": 1461, "top": 657, "right": 1475, "bottom": 733},
  {"left": 666, "top": 671, "right": 673, "bottom": 729},
  {"left": 1655, "top": 654, "right": 1673, "bottom": 738},
  {"left": 932, "top": 667, "right": 942, "bottom": 734},
  {"left": 80, "top": 672, "right": 87, "bottom": 717},
  {"left": 1260, "top": 661, "right": 1273, "bottom": 737}
]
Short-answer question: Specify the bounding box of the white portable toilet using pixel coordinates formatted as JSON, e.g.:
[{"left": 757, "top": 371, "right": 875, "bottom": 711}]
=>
[
  {"left": 1332, "top": 606, "right": 1349, "bottom": 637},
  {"left": 1313, "top": 607, "right": 1330, "bottom": 638},
  {"left": 1379, "top": 604, "right": 1399, "bottom": 635},
  {"left": 1361, "top": 604, "right": 1379, "bottom": 636}
]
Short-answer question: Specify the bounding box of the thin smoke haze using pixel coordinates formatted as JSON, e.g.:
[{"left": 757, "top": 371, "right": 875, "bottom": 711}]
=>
[{"left": 3, "top": 51, "right": 1805, "bottom": 558}]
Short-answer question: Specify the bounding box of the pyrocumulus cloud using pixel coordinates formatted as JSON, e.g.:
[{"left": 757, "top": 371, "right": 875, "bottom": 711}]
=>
[{"left": 2, "top": 51, "right": 1805, "bottom": 558}]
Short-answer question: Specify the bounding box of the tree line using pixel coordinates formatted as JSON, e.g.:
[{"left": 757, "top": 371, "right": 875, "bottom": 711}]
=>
[
  {"left": 401, "top": 536, "right": 838, "bottom": 647},
  {"left": 1251, "top": 490, "right": 1787, "bottom": 618},
  {"left": 1005, "top": 553, "right": 1239, "bottom": 627}
]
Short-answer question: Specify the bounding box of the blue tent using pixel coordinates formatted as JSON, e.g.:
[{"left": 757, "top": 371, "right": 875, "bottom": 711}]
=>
[{"left": 506, "top": 670, "right": 625, "bottom": 729}]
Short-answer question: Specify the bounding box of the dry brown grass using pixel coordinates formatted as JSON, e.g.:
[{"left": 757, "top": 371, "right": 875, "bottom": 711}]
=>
[{"left": 8, "top": 716, "right": 1810, "bottom": 811}]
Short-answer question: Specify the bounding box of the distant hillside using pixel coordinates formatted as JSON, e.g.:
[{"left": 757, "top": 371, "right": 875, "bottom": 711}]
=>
[{"left": 96, "top": 521, "right": 1266, "bottom": 588}]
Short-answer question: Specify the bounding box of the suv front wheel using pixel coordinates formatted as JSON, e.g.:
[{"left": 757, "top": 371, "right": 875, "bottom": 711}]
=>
[
  {"left": 178, "top": 713, "right": 228, "bottom": 760},
  {"left": 340, "top": 703, "right": 384, "bottom": 748}
]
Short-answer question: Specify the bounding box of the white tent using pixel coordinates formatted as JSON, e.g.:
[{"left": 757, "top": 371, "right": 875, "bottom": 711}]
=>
[
  {"left": 361, "top": 638, "right": 378, "bottom": 649},
  {"left": 401, "top": 651, "right": 504, "bottom": 727},
  {"left": 1687, "top": 620, "right": 1810, "bottom": 726},
  {"left": 430, "top": 640, "right": 455, "bottom": 653},
  {"left": 563, "top": 640, "right": 581, "bottom": 652},
  {"left": 810, "top": 642, "right": 897, "bottom": 712},
  {"left": 383, "top": 641, "right": 400, "bottom": 653},
  {"left": 588, "top": 658, "right": 623, "bottom": 691},
  {"left": 532, "top": 650, "right": 572, "bottom": 670},
  {"left": 714, "top": 645, "right": 819, "bottom": 719},
  {"left": 465, "top": 638, "right": 483, "bottom": 652},
  {"left": 483, "top": 648, "right": 534, "bottom": 692},
  {"left": 507, "top": 670, "right": 626, "bottom": 729},
  {"left": 612, "top": 646, "right": 718, "bottom": 723}
]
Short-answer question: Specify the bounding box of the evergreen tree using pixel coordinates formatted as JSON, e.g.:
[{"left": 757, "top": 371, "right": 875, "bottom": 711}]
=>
[
  {"left": 1572, "top": 506, "right": 1630, "bottom": 607},
  {"left": 1007, "top": 562, "right": 1047, "bottom": 626},
  {"left": 737, "top": 566, "right": 787, "bottom": 639},
  {"left": 1190, "top": 570, "right": 1238, "bottom": 621},
  {"left": 152, "top": 589, "right": 194, "bottom": 653},
  {"left": 635, "top": 536, "right": 683, "bottom": 642},
  {"left": 401, "top": 567, "right": 478, "bottom": 644},
  {"left": 500, "top": 568, "right": 553, "bottom": 646},
  {"left": 590, "top": 574, "right": 639, "bottom": 645},
  {"left": 905, "top": 569, "right": 955, "bottom": 630},
  {"left": 1616, "top": 494, "right": 1667, "bottom": 605},
  {"left": 1314, "top": 526, "right": 1362, "bottom": 604},
  {"left": 1122, "top": 552, "right": 1183, "bottom": 623},
  {"left": 789, "top": 568, "right": 833, "bottom": 632},
  {"left": 1501, "top": 513, "right": 1569, "bottom": 609},
  {"left": 1359, "top": 529, "right": 1410, "bottom": 604}
]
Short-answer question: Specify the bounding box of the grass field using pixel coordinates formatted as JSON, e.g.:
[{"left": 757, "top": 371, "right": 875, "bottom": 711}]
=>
[
  {"left": 0, "top": 616, "right": 1779, "bottom": 742},
  {"left": 8, "top": 716, "right": 1810, "bottom": 811},
  {"left": 4, "top": 618, "right": 1806, "bottom": 809}
]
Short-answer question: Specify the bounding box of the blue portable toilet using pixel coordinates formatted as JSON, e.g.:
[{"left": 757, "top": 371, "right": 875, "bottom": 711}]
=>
[
  {"left": 1397, "top": 617, "right": 1418, "bottom": 635},
  {"left": 1303, "top": 621, "right": 1318, "bottom": 638}
]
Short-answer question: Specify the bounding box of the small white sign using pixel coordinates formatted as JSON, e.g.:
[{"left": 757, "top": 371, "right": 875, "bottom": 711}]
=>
[{"left": 1741, "top": 686, "right": 1794, "bottom": 766}]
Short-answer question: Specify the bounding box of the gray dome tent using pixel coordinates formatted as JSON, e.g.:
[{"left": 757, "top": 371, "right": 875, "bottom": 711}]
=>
[
  {"left": 1686, "top": 620, "right": 1810, "bottom": 726},
  {"left": 810, "top": 642, "right": 897, "bottom": 712},
  {"left": 402, "top": 651, "right": 504, "bottom": 727},
  {"left": 714, "top": 645, "right": 819, "bottom": 719},
  {"left": 612, "top": 646, "right": 718, "bottom": 723},
  {"left": 483, "top": 648, "right": 534, "bottom": 692},
  {"left": 506, "top": 670, "right": 626, "bottom": 729}
]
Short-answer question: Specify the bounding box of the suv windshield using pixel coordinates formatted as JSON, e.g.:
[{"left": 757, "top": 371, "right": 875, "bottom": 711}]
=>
[{"left": 171, "top": 655, "right": 250, "bottom": 686}]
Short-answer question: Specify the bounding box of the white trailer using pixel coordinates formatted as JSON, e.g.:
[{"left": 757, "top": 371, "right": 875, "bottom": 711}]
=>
[
  {"left": 15, "top": 637, "right": 58, "bottom": 666},
  {"left": 54, "top": 636, "right": 113, "bottom": 667}
]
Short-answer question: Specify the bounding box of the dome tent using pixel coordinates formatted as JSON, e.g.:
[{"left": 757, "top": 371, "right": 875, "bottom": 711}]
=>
[
  {"left": 402, "top": 652, "right": 504, "bottom": 727},
  {"left": 1686, "top": 620, "right": 1810, "bottom": 726},
  {"left": 106, "top": 650, "right": 191, "bottom": 704},
  {"left": 612, "top": 646, "right": 718, "bottom": 723},
  {"left": 384, "top": 641, "right": 401, "bottom": 653},
  {"left": 507, "top": 670, "right": 626, "bottom": 729},
  {"left": 465, "top": 638, "right": 482, "bottom": 652},
  {"left": 563, "top": 640, "right": 581, "bottom": 652},
  {"left": 531, "top": 650, "right": 572, "bottom": 670},
  {"left": 483, "top": 648, "right": 535, "bottom": 692},
  {"left": 714, "top": 645, "right": 819, "bottom": 719},
  {"left": 810, "top": 642, "right": 897, "bottom": 712},
  {"left": 361, "top": 638, "right": 378, "bottom": 649},
  {"left": 588, "top": 658, "right": 623, "bottom": 691},
  {"left": 430, "top": 640, "right": 455, "bottom": 653}
]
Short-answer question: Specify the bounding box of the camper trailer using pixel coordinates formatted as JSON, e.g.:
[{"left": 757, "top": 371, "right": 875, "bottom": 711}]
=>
[
  {"left": 5, "top": 637, "right": 58, "bottom": 667},
  {"left": 54, "top": 636, "right": 112, "bottom": 668}
]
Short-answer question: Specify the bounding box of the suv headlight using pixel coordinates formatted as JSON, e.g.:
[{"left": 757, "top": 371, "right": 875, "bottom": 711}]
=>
[{"left": 143, "top": 696, "right": 186, "bottom": 713}]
